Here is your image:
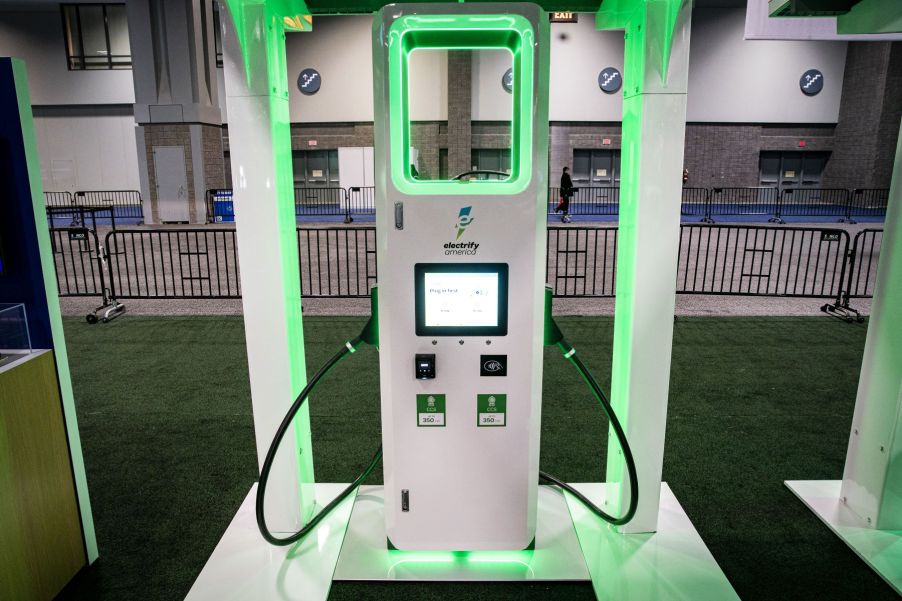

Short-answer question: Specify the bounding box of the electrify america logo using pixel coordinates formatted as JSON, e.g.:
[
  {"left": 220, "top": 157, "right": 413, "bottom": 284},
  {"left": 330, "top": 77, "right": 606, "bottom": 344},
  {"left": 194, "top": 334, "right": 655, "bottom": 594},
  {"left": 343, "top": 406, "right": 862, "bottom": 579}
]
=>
[
  {"left": 444, "top": 206, "right": 479, "bottom": 255},
  {"left": 456, "top": 206, "right": 474, "bottom": 239}
]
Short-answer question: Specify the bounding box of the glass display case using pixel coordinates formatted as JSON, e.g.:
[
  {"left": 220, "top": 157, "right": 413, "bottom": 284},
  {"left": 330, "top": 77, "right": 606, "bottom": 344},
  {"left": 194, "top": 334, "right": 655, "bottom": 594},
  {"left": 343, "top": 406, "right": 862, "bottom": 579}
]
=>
[{"left": 0, "top": 303, "right": 33, "bottom": 368}]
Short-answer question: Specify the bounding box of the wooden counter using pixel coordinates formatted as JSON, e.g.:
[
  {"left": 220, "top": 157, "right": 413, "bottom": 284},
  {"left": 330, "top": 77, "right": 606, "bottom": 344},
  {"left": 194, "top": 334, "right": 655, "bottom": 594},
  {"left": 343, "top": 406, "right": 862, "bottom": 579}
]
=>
[{"left": 0, "top": 350, "right": 86, "bottom": 600}]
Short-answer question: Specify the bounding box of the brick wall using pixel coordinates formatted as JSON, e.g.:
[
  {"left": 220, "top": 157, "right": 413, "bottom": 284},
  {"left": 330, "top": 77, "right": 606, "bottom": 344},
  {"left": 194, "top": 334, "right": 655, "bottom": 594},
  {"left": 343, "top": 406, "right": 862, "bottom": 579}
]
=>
[
  {"left": 411, "top": 122, "right": 443, "bottom": 179},
  {"left": 550, "top": 122, "right": 621, "bottom": 179},
  {"left": 211, "top": 43, "right": 902, "bottom": 195},
  {"left": 549, "top": 122, "right": 836, "bottom": 190},
  {"left": 686, "top": 124, "right": 835, "bottom": 189},
  {"left": 224, "top": 122, "right": 376, "bottom": 155},
  {"left": 822, "top": 42, "right": 902, "bottom": 190},
  {"left": 472, "top": 122, "right": 512, "bottom": 151},
  {"left": 447, "top": 50, "right": 473, "bottom": 176},
  {"left": 874, "top": 43, "right": 902, "bottom": 187},
  {"left": 201, "top": 125, "right": 226, "bottom": 190},
  {"left": 222, "top": 121, "right": 843, "bottom": 190}
]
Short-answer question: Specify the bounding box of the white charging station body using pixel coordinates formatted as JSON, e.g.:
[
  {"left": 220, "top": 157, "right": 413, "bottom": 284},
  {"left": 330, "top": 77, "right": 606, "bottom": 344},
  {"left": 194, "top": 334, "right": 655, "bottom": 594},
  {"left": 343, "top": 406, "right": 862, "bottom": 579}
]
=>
[{"left": 372, "top": 3, "right": 550, "bottom": 551}]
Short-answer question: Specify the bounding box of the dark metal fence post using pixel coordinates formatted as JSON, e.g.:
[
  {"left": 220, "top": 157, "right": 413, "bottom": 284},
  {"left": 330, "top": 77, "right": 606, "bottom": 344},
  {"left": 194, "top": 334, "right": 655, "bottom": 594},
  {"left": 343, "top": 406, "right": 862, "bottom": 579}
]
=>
[
  {"left": 206, "top": 189, "right": 214, "bottom": 223},
  {"left": 704, "top": 189, "right": 718, "bottom": 223},
  {"left": 841, "top": 189, "right": 856, "bottom": 224},
  {"left": 343, "top": 187, "right": 353, "bottom": 223},
  {"left": 770, "top": 189, "right": 785, "bottom": 224}
]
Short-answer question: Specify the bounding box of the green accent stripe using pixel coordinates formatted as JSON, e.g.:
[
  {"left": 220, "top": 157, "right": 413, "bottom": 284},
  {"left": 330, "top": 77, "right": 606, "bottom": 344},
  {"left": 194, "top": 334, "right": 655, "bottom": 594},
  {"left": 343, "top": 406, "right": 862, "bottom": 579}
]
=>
[{"left": 11, "top": 58, "right": 98, "bottom": 562}]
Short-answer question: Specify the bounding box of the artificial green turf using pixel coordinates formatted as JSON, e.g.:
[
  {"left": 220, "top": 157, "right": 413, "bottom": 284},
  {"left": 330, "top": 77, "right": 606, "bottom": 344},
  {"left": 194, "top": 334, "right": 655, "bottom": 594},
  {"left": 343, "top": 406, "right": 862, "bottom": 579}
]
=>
[{"left": 55, "top": 315, "right": 897, "bottom": 601}]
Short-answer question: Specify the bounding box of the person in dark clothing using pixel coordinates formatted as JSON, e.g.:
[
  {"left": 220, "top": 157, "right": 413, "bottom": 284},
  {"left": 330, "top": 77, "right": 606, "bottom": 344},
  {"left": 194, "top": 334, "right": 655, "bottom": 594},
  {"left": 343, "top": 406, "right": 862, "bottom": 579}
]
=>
[{"left": 557, "top": 166, "right": 574, "bottom": 223}]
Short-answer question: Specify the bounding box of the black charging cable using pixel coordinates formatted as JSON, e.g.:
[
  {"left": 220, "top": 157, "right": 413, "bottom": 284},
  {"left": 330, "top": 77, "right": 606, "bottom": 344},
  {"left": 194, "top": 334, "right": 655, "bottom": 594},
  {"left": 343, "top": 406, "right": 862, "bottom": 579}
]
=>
[
  {"left": 256, "top": 302, "right": 380, "bottom": 546},
  {"left": 255, "top": 288, "right": 638, "bottom": 546},
  {"left": 542, "top": 292, "right": 639, "bottom": 526}
]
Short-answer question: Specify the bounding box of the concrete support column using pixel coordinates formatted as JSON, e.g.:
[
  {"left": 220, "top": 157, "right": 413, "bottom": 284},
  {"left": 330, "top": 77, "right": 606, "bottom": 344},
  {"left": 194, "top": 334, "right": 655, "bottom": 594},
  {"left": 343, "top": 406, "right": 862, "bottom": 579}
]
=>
[
  {"left": 598, "top": 0, "right": 692, "bottom": 534},
  {"left": 822, "top": 42, "right": 902, "bottom": 189},
  {"left": 447, "top": 50, "right": 472, "bottom": 177},
  {"left": 127, "top": 0, "right": 225, "bottom": 224},
  {"left": 840, "top": 128, "right": 902, "bottom": 530}
]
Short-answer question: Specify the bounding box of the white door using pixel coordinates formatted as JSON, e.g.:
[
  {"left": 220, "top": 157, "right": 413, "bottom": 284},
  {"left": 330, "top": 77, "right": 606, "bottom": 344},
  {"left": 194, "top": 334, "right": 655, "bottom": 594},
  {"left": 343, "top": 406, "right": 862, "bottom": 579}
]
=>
[{"left": 153, "top": 146, "right": 189, "bottom": 222}]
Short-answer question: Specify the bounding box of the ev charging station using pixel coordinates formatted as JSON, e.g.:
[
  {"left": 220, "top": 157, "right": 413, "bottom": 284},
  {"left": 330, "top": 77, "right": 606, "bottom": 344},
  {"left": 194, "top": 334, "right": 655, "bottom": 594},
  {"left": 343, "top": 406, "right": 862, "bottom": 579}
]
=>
[
  {"left": 372, "top": 4, "right": 550, "bottom": 552},
  {"left": 186, "top": 2, "right": 740, "bottom": 599},
  {"left": 2, "top": 0, "right": 900, "bottom": 598}
]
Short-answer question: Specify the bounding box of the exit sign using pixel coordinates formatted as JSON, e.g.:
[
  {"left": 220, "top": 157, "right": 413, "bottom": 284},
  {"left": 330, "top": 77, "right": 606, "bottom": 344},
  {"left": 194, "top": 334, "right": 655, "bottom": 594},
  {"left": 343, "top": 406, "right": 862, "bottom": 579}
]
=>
[
  {"left": 550, "top": 12, "right": 578, "bottom": 23},
  {"left": 307, "top": 140, "right": 317, "bottom": 147}
]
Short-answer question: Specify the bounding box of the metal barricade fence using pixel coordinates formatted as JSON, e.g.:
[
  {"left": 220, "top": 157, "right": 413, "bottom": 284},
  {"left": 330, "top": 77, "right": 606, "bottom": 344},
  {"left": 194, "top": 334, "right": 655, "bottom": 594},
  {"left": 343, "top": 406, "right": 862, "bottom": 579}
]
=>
[
  {"left": 105, "top": 229, "right": 242, "bottom": 299},
  {"left": 546, "top": 227, "right": 617, "bottom": 297},
  {"left": 53, "top": 224, "right": 878, "bottom": 305},
  {"left": 294, "top": 187, "right": 348, "bottom": 217},
  {"left": 50, "top": 227, "right": 106, "bottom": 296},
  {"left": 199, "top": 185, "right": 885, "bottom": 222},
  {"left": 681, "top": 187, "right": 709, "bottom": 217},
  {"left": 846, "top": 229, "right": 883, "bottom": 299},
  {"left": 848, "top": 189, "right": 889, "bottom": 221},
  {"left": 296, "top": 228, "right": 377, "bottom": 297},
  {"left": 45, "top": 191, "right": 73, "bottom": 207},
  {"left": 347, "top": 187, "right": 376, "bottom": 216},
  {"left": 205, "top": 187, "right": 369, "bottom": 222},
  {"left": 779, "top": 188, "right": 851, "bottom": 219},
  {"left": 707, "top": 187, "right": 780, "bottom": 221},
  {"left": 548, "top": 187, "right": 619, "bottom": 216},
  {"left": 45, "top": 192, "right": 76, "bottom": 227},
  {"left": 75, "top": 190, "right": 144, "bottom": 219},
  {"left": 100, "top": 227, "right": 376, "bottom": 299},
  {"left": 677, "top": 225, "right": 849, "bottom": 297}
]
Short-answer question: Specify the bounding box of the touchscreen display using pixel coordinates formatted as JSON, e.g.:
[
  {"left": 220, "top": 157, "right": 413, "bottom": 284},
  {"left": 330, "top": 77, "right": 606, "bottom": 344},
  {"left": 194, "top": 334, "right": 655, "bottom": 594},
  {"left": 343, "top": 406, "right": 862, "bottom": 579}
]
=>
[
  {"left": 423, "top": 271, "right": 499, "bottom": 327},
  {"left": 415, "top": 263, "right": 508, "bottom": 336}
]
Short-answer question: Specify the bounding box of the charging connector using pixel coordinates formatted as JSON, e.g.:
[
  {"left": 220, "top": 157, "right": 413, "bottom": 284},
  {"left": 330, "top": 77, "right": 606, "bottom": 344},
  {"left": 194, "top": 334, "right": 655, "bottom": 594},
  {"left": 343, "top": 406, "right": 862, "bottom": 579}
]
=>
[
  {"left": 541, "top": 286, "right": 640, "bottom": 526},
  {"left": 255, "top": 289, "right": 381, "bottom": 546}
]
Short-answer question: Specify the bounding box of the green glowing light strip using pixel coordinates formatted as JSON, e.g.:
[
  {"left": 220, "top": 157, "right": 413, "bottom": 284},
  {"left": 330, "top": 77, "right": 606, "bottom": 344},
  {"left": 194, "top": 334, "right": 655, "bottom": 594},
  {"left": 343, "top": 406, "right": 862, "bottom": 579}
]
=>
[
  {"left": 387, "top": 13, "right": 534, "bottom": 195},
  {"left": 10, "top": 58, "right": 98, "bottom": 562},
  {"left": 222, "top": 0, "right": 316, "bottom": 520}
]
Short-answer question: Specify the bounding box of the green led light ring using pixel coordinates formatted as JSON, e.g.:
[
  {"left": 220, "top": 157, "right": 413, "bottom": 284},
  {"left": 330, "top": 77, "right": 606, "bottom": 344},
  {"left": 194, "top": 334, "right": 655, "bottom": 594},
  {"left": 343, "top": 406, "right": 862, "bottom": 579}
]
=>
[{"left": 387, "top": 13, "right": 535, "bottom": 195}]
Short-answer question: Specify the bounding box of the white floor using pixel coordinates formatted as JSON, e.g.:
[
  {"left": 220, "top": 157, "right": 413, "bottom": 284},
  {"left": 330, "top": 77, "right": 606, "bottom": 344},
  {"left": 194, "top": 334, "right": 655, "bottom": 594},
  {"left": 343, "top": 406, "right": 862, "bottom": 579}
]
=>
[
  {"left": 184, "top": 484, "right": 357, "bottom": 601},
  {"left": 186, "top": 482, "right": 738, "bottom": 600},
  {"left": 565, "top": 483, "right": 740, "bottom": 601},
  {"left": 786, "top": 480, "right": 902, "bottom": 595}
]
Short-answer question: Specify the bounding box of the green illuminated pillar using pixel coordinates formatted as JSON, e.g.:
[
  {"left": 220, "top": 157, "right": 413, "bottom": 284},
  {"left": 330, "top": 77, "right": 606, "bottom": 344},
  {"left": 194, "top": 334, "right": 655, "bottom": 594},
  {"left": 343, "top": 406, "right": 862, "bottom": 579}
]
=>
[
  {"left": 6, "top": 57, "right": 98, "bottom": 563},
  {"left": 841, "top": 127, "right": 902, "bottom": 530},
  {"left": 220, "top": 0, "right": 316, "bottom": 532},
  {"left": 597, "top": 0, "right": 692, "bottom": 533}
]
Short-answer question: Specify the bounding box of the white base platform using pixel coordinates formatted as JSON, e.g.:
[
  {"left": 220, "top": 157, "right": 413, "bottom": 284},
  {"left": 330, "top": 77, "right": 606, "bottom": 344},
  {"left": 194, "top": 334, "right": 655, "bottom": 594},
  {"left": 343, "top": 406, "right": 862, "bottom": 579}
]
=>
[
  {"left": 184, "top": 484, "right": 357, "bottom": 601},
  {"left": 186, "top": 482, "right": 737, "bottom": 600},
  {"left": 333, "top": 484, "right": 590, "bottom": 581},
  {"left": 566, "top": 483, "right": 740, "bottom": 601},
  {"left": 786, "top": 480, "right": 902, "bottom": 595}
]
